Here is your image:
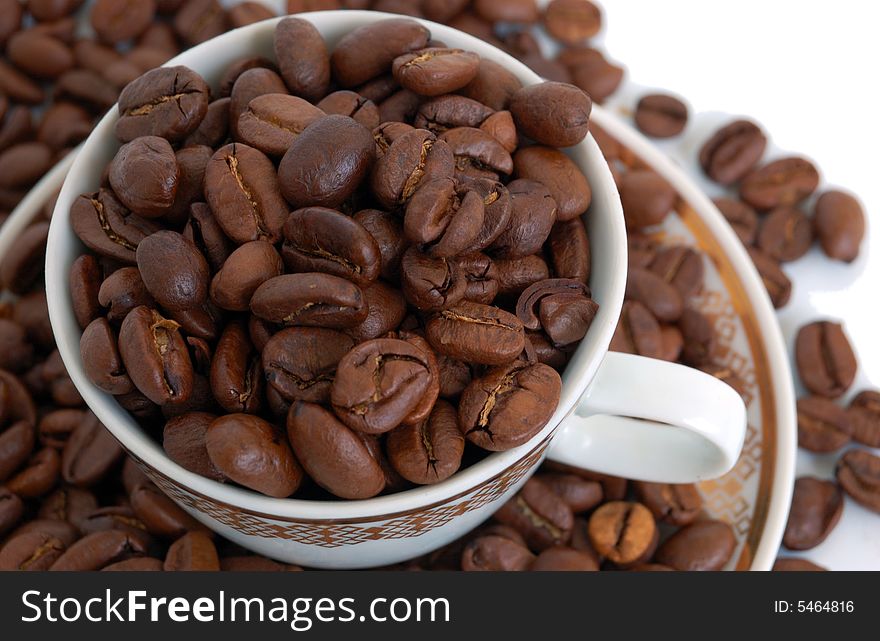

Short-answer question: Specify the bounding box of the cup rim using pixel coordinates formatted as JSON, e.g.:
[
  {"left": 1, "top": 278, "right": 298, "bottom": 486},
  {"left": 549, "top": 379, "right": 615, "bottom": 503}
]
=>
[{"left": 44, "top": 11, "right": 628, "bottom": 522}]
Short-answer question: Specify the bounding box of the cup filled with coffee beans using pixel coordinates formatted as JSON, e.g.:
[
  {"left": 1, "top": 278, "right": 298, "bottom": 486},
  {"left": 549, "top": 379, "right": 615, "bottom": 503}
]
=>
[{"left": 44, "top": 11, "right": 747, "bottom": 568}]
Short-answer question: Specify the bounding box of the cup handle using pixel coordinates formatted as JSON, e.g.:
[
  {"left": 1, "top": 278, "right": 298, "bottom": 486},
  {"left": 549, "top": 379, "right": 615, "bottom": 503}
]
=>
[{"left": 547, "top": 352, "right": 747, "bottom": 483}]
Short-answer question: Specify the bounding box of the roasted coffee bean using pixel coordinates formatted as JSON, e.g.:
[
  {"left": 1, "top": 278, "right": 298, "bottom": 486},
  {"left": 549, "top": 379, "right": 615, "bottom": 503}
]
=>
[
  {"left": 50, "top": 529, "right": 147, "bottom": 571},
  {"left": 0, "top": 59, "right": 45, "bottom": 104},
  {"left": 495, "top": 477, "right": 573, "bottom": 551},
  {"left": 495, "top": 255, "right": 550, "bottom": 296},
  {"left": 436, "top": 354, "right": 472, "bottom": 399},
  {"left": 400, "top": 247, "right": 467, "bottom": 312},
  {"left": 386, "top": 400, "right": 464, "bottom": 484},
  {"left": 458, "top": 360, "right": 561, "bottom": 451},
  {"left": 182, "top": 203, "right": 234, "bottom": 274},
  {"left": 625, "top": 267, "right": 683, "bottom": 323},
  {"left": 0, "top": 319, "right": 33, "bottom": 373},
  {"left": 813, "top": 190, "right": 865, "bottom": 262},
  {"left": 543, "top": 0, "right": 602, "bottom": 45},
  {"left": 0, "top": 420, "right": 35, "bottom": 484},
  {"left": 90, "top": 0, "right": 155, "bottom": 43},
  {"left": 795, "top": 321, "right": 857, "bottom": 398},
  {"left": 772, "top": 558, "right": 828, "bottom": 571},
  {"left": 797, "top": 396, "right": 851, "bottom": 453},
  {"left": 392, "top": 47, "right": 480, "bottom": 97},
  {"left": 649, "top": 246, "right": 704, "bottom": 299},
  {"left": 37, "top": 101, "right": 92, "bottom": 151},
  {"left": 377, "top": 88, "right": 423, "bottom": 124},
  {"left": 455, "top": 253, "right": 499, "bottom": 305},
  {"left": 530, "top": 546, "right": 598, "bottom": 571},
  {"left": 634, "top": 93, "right": 688, "bottom": 138},
  {"left": 347, "top": 281, "right": 407, "bottom": 342},
  {"left": 279, "top": 115, "right": 375, "bottom": 209},
  {"left": 0, "top": 142, "right": 53, "bottom": 190},
  {"left": 426, "top": 300, "right": 525, "bottom": 365},
  {"left": 441, "top": 124, "right": 513, "bottom": 179},
  {"left": 262, "top": 328, "right": 354, "bottom": 405},
  {"left": 69, "top": 254, "right": 103, "bottom": 330},
  {"left": 116, "top": 66, "right": 210, "bottom": 143},
  {"left": 480, "top": 110, "right": 517, "bottom": 153},
  {"left": 655, "top": 519, "right": 736, "bottom": 571},
  {"left": 678, "top": 308, "right": 716, "bottom": 366},
  {"left": 740, "top": 157, "right": 820, "bottom": 211},
  {"left": 510, "top": 82, "right": 590, "bottom": 148},
  {"left": 8, "top": 30, "right": 74, "bottom": 79},
  {"left": 699, "top": 119, "right": 767, "bottom": 185},
  {"left": 458, "top": 177, "right": 512, "bottom": 254},
  {"left": 331, "top": 18, "right": 430, "bottom": 87},
  {"left": 371, "top": 128, "right": 454, "bottom": 209},
  {"left": 129, "top": 482, "right": 204, "bottom": 539},
  {"left": 620, "top": 169, "right": 676, "bottom": 229},
  {"left": 210, "top": 241, "right": 282, "bottom": 312},
  {"left": 119, "top": 306, "right": 194, "bottom": 406},
  {"left": 0, "top": 0, "right": 22, "bottom": 46},
  {"left": 330, "top": 338, "right": 433, "bottom": 434},
  {"left": 0, "top": 531, "right": 67, "bottom": 570},
  {"left": 205, "top": 143, "right": 289, "bottom": 244},
  {"left": 547, "top": 218, "right": 590, "bottom": 285},
  {"left": 516, "top": 279, "right": 597, "bottom": 347},
  {"left": 80, "top": 318, "right": 133, "bottom": 395},
  {"left": 414, "top": 95, "right": 494, "bottom": 133},
  {"left": 77, "top": 506, "right": 150, "bottom": 544},
  {"left": 286, "top": 402, "right": 385, "bottom": 499},
  {"left": 173, "top": 0, "right": 227, "bottom": 47},
  {"left": 513, "top": 146, "right": 589, "bottom": 221},
  {"left": 540, "top": 473, "right": 603, "bottom": 513},
  {"left": 273, "top": 17, "right": 330, "bottom": 102},
  {"left": 228, "top": 1, "right": 275, "bottom": 28},
  {"left": 13, "top": 291, "right": 53, "bottom": 351},
  {"left": 836, "top": 449, "right": 880, "bottom": 514},
  {"left": 587, "top": 501, "right": 657, "bottom": 566},
  {"left": 699, "top": 363, "right": 749, "bottom": 400},
  {"left": 163, "top": 412, "right": 224, "bottom": 481},
  {"left": 210, "top": 322, "right": 262, "bottom": 415},
  {"left": 757, "top": 206, "right": 813, "bottom": 262},
  {"left": 405, "top": 177, "right": 484, "bottom": 257},
  {"left": 61, "top": 412, "right": 123, "bottom": 488},
  {"left": 237, "top": 94, "right": 324, "bottom": 157},
  {"left": 206, "top": 414, "right": 302, "bottom": 498},
  {"left": 108, "top": 136, "right": 180, "bottom": 218},
  {"left": 474, "top": 0, "right": 538, "bottom": 23},
  {"left": 461, "top": 535, "right": 535, "bottom": 571},
  {"left": 97, "top": 268, "right": 153, "bottom": 324},
  {"left": 137, "top": 231, "right": 209, "bottom": 312},
  {"left": 632, "top": 482, "right": 702, "bottom": 526},
  {"left": 282, "top": 207, "right": 381, "bottom": 287},
  {"left": 459, "top": 58, "right": 522, "bottom": 111},
  {"left": 317, "top": 91, "right": 380, "bottom": 129},
  {"left": 164, "top": 530, "right": 219, "bottom": 571},
  {"left": 0, "top": 221, "right": 47, "bottom": 295},
  {"left": 183, "top": 97, "right": 230, "bottom": 148},
  {"left": 163, "top": 145, "right": 212, "bottom": 226},
  {"left": 353, "top": 209, "right": 407, "bottom": 281},
  {"left": 372, "top": 120, "right": 415, "bottom": 156},
  {"left": 489, "top": 179, "right": 557, "bottom": 259},
  {"left": 609, "top": 301, "right": 663, "bottom": 359},
  {"left": 848, "top": 391, "right": 880, "bottom": 447},
  {"left": 783, "top": 477, "right": 843, "bottom": 550},
  {"left": 747, "top": 247, "right": 792, "bottom": 309},
  {"left": 250, "top": 273, "right": 367, "bottom": 329},
  {"left": 0, "top": 486, "right": 24, "bottom": 535},
  {"left": 70, "top": 189, "right": 161, "bottom": 264},
  {"left": 558, "top": 46, "right": 623, "bottom": 103}
]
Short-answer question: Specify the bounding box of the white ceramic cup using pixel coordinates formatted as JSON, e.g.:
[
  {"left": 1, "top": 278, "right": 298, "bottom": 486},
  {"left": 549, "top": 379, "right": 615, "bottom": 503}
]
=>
[{"left": 44, "top": 11, "right": 746, "bottom": 568}]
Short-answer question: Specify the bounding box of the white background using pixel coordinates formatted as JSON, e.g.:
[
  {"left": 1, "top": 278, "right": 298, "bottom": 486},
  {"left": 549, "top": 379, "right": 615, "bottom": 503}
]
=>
[{"left": 598, "top": 0, "right": 880, "bottom": 568}]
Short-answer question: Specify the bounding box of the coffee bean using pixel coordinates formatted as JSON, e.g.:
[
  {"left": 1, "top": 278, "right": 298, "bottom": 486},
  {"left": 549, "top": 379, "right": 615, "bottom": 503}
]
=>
[
  {"left": 119, "top": 306, "right": 194, "bottom": 406},
  {"left": 8, "top": 30, "right": 75, "bottom": 79},
  {"left": 372, "top": 128, "right": 454, "bottom": 209},
  {"left": 783, "top": 477, "right": 843, "bottom": 550},
  {"left": 459, "top": 58, "right": 522, "bottom": 111},
  {"left": 458, "top": 360, "right": 561, "bottom": 451},
  {"left": 678, "top": 308, "right": 716, "bottom": 366},
  {"left": 0, "top": 319, "right": 33, "bottom": 373},
  {"left": 237, "top": 94, "right": 324, "bottom": 157},
  {"left": 208, "top": 241, "right": 281, "bottom": 313},
  {"left": 746, "top": 247, "right": 792, "bottom": 309},
  {"left": 699, "top": 119, "right": 766, "bottom": 185},
  {"left": 740, "top": 157, "right": 820, "bottom": 211},
  {"left": 163, "top": 412, "right": 224, "bottom": 481},
  {"left": 0, "top": 0, "right": 22, "bottom": 47},
  {"left": 795, "top": 321, "right": 857, "bottom": 399},
  {"left": 0, "top": 421, "right": 36, "bottom": 484},
  {"left": 848, "top": 391, "right": 880, "bottom": 447},
  {"left": 405, "top": 177, "right": 484, "bottom": 257},
  {"left": 655, "top": 519, "right": 736, "bottom": 571},
  {"left": 330, "top": 338, "right": 434, "bottom": 434},
  {"left": 772, "top": 557, "right": 828, "bottom": 571},
  {"left": 510, "top": 82, "right": 591, "bottom": 148},
  {"left": 632, "top": 482, "right": 702, "bottom": 526},
  {"left": 206, "top": 414, "right": 302, "bottom": 498},
  {"left": 184, "top": 98, "right": 230, "bottom": 148},
  {"left": 649, "top": 245, "right": 704, "bottom": 299},
  {"left": 0, "top": 142, "right": 53, "bottom": 189},
  {"left": 543, "top": 0, "right": 601, "bottom": 45},
  {"left": 495, "top": 255, "right": 550, "bottom": 296},
  {"left": 0, "top": 59, "right": 45, "bottom": 104},
  {"left": 348, "top": 281, "right": 408, "bottom": 342},
  {"left": 136, "top": 231, "right": 209, "bottom": 313},
  {"left": 836, "top": 449, "right": 880, "bottom": 514},
  {"left": 0, "top": 221, "right": 48, "bottom": 295},
  {"left": 173, "top": 0, "right": 227, "bottom": 47},
  {"left": 0, "top": 531, "right": 67, "bottom": 570},
  {"left": 250, "top": 273, "right": 368, "bottom": 329},
  {"left": 461, "top": 535, "right": 535, "bottom": 571},
  {"left": 588, "top": 501, "right": 657, "bottom": 566},
  {"left": 386, "top": 400, "right": 464, "bottom": 484},
  {"left": 609, "top": 301, "right": 663, "bottom": 359},
  {"left": 272, "top": 17, "right": 330, "bottom": 103},
  {"left": 625, "top": 267, "right": 683, "bottom": 323},
  {"left": 116, "top": 66, "right": 210, "bottom": 143},
  {"left": 540, "top": 473, "right": 603, "bottom": 513},
  {"left": 426, "top": 300, "right": 525, "bottom": 365},
  {"left": 182, "top": 202, "right": 234, "bottom": 273},
  {"left": 60, "top": 412, "right": 123, "bottom": 488},
  {"left": 90, "top": 0, "right": 155, "bottom": 43},
  {"left": 634, "top": 93, "right": 688, "bottom": 138},
  {"left": 619, "top": 169, "right": 675, "bottom": 229},
  {"left": 813, "top": 190, "right": 865, "bottom": 262},
  {"left": 495, "top": 477, "right": 573, "bottom": 550},
  {"left": 0, "top": 485, "right": 24, "bottom": 535},
  {"left": 286, "top": 401, "right": 385, "bottom": 499},
  {"left": 474, "top": 0, "right": 539, "bottom": 23},
  {"left": 164, "top": 530, "right": 219, "bottom": 571},
  {"left": 228, "top": 1, "right": 275, "bottom": 28},
  {"left": 50, "top": 529, "right": 147, "bottom": 571},
  {"left": 129, "top": 482, "right": 204, "bottom": 539},
  {"left": 80, "top": 318, "right": 133, "bottom": 395},
  {"left": 516, "top": 278, "right": 597, "bottom": 347},
  {"left": 393, "top": 48, "right": 480, "bottom": 96},
  {"left": 547, "top": 218, "right": 590, "bottom": 285},
  {"left": 414, "top": 95, "right": 494, "bottom": 133},
  {"left": 558, "top": 46, "right": 623, "bottom": 103},
  {"left": 757, "top": 206, "right": 813, "bottom": 262},
  {"left": 713, "top": 197, "right": 758, "bottom": 245},
  {"left": 331, "top": 18, "right": 430, "bottom": 88},
  {"left": 98, "top": 267, "right": 155, "bottom": 324},
  {"left": 797, "top": 396, "right": 851, "bottom": 453},
  {"left": 210, "top": 321, "right": 262, "bottom": 414},
  {"left": 455, "top": 253, "right": 499, "bottom": 305}
]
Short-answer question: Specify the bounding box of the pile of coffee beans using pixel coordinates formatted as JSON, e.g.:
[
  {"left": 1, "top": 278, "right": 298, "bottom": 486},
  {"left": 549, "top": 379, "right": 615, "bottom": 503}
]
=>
[
  {"left": 0, "top": 0, "right": 875, "bottom": 571},
  {"left": 67, "top": 16, "right": 599, "bottom": 501}
]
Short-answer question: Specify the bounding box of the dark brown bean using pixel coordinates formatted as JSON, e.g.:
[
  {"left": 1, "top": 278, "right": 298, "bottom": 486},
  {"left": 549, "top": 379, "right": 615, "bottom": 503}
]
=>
[
  {"left": 632, "top": 481, "right": 702, "bottom": 526},
  {"left": 250, "top": 273, "right": 368, "bottom": 329},
  {"left": 740, "top": 157, "right": 820, "bottom": 211},
  {"left": 836, "top": 449, "right": 880, "bottom": 514},
  {"left": 783, "top": 477, "right": 844, "bottom": 550},
  {"left": 164, "top": 530, "right": 220, "bottom": 571},
  {"left": 699, "top": 119, "right": 766, "bottom": 185},
  {"left": 757, "top": 206, "right": 813, "bottom": 262},
  {"left": 796, "top": 396, "right": 852, "bottom": 453},
  {"left": 795, "top": 321, "right": 857, "bottom": 399},
  {"left": 814, "top": 190, "right": 865, "bottom": 262},
  {"left": 80, "top": 318, "right": 133, "bottom": 395},
  {"left": 494, "top": 477, "right": 573, "bottom": 551},
  {"left": 61, "top": 412, "right": 123, "bottom": 488},
  {"left": 331, "top": 18, "right": 430, "bottom": 87},
  {"left": 655, "top": 519, "right": 736, "bottom": 571},
  {"left": 747, "top": 247, "right": 792, "bottom": 309},
  {"left": 386, "top": 400, "right": 464, "bottom": 484},
  {"left": 848, "top": 390, "right": 880, "bottom": 447},
  {"left": 210, "top": 241, "right": 283, "bottom": 312}
]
